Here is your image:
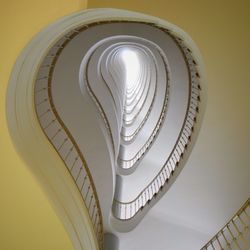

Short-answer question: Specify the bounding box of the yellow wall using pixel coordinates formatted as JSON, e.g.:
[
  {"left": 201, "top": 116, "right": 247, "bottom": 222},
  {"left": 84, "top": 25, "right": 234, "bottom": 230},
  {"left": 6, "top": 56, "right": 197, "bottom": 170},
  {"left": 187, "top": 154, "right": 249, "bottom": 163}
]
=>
[
  {"left": 1, "top": 1, "right": 250, "bottom": 249},
  {"left": 0, "top": 1, "right": 86, "bottom": 249}
]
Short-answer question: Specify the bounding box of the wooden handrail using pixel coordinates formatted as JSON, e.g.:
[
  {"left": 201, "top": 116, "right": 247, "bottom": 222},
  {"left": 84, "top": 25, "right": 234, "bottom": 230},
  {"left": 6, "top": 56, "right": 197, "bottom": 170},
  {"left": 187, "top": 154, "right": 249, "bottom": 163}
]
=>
[{"left": 201, "top": 198, "right": 250, "bottom": 250}]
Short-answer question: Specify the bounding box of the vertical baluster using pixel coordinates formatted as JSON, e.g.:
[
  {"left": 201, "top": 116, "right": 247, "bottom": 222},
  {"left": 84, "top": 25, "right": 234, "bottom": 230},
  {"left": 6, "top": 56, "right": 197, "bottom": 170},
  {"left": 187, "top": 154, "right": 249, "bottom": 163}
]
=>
[
  {"left": 227, "top": 224, "right": 241, "bottom": 250},
  {"left": 147, "top": 188, "right": 150, "bottom": 201},
  {"left": 210, "top": 241, "right": 215, "bottom": 250},
  {"left": 130, "top": 203, "right": 132, "bottom": 218},
  {"left": 232, "top": 219, "right": 248, "bottom": 248},
  {"left": 216, "top": 235, "right": 223, "bottom": 250},
  {"left": 88, "top": 194, "right": 93, "bottom": 210},
  {"left": 91, "top": 204, "right": 96, "bottom": 221},
  {"left": 221, "top": 230, "right": 231, "bottom": 250},
  {"left": 85, "top": 186, "right": 90, "bottom": 200},
  {"left": 125, "top": 204, "right": 127, "bottom": 220},
  {"left": 243, "top": 209, "right": 249, "bottom": 220},
  {"left": 238, "top": 214, "right": 250, "bottom": 236}
]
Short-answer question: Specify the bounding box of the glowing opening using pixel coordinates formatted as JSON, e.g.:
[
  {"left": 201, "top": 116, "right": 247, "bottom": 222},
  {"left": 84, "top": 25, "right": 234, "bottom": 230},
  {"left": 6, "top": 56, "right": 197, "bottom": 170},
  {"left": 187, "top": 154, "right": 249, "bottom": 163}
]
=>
[{"left": 120, "top": 48, "right": 140, "bottom": 90}]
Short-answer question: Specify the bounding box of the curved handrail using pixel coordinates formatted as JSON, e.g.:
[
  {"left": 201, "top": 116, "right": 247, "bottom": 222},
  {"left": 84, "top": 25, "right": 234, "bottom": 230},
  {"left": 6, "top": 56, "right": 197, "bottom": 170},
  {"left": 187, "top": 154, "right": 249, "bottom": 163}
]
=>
[
  {"left": 201, "top": 198, "right": 250, "bottom": 250},
  {"left": 83, "top": 32, "right": 170, "bottom": 170},
  {"left": 97, "top": 43, "right": 157, "bottom": 143},
  {"left": 112, "top": 29, "right": 201, "bottom": 220},
  {"left": 34, "top": 19, "right": 202, "bottom": 227},
  {"left": 34, "top": 26, "right": 104, "bottom": 248},
  {"left": 117, "top": 45, "right": 169, "bottom": 169},
  {"left": 119, "top": 45, "right": 158, "bottom": 142}
]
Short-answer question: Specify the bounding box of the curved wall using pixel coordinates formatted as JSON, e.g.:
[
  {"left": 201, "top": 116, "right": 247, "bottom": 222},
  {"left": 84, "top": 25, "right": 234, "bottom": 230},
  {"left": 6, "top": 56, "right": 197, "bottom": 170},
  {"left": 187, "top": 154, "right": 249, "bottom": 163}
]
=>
[
  {"left": 0, "top": 1, "right": 87, "bottom": 250},
  {"left": 3, "top": 1, "right": 250, "bottom": 250},
  {"left": 5, "top": 11, "right": 208, "bottom": 250},
  {"left": 28, "top": 10, "right": 205, "bottom": 234}
]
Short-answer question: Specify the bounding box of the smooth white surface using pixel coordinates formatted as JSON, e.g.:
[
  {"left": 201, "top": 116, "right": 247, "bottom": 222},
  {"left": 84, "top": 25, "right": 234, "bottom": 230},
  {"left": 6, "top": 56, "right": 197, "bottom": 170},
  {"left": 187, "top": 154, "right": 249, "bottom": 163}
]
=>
[
  {"left": 120, "top": 48, "right": 140, "bottom": 90},
  {"left": 118, "top": 211, "right": 209, "bottom": 250}
]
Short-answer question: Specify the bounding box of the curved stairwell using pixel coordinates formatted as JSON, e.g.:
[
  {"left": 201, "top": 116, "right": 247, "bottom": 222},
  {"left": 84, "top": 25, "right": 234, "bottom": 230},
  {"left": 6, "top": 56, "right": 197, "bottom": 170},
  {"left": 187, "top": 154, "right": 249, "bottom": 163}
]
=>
[
  {"left": 33, "top": 14, "right": 205, "bottom": 232},
  {"left": 7, "top": 8, "right": 207, "bottom": 249}
]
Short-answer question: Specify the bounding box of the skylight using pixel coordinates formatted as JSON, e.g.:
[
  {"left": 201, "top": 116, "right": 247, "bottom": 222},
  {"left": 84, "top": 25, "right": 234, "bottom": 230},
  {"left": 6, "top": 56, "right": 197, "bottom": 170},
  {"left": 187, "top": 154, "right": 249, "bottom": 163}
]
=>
[{"left": 120, "top": 48, "right": 140, "bottom": 90}]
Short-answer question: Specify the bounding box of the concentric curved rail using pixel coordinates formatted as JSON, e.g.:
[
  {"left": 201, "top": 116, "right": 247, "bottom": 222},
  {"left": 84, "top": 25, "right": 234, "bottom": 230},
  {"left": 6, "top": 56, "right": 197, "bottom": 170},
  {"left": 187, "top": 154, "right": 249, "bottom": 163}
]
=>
[
  {"left": 83, "top": 34, "right": 170, "bottom": 171},
  {"left": 112, "top": 31, "right": 201, "bottom": 220},
  {"left": 201, "top": 198, "right": 250, "bottom": 250},
  {"left": 117, "top": 44, "right": 170, "bottom": 170},
  {"left": 34, "top": 26, "right": 104, "bottom": 248},
  {"left": 34, "top": 18, "right": 203, "bottom": 234}
]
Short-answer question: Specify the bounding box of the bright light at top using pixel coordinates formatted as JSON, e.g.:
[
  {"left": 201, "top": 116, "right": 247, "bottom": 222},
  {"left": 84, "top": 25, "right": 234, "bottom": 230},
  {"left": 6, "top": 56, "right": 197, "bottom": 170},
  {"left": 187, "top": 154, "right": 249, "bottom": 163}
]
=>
[{"left": 120, "top": 49, "right": 140, "bottom": 90}]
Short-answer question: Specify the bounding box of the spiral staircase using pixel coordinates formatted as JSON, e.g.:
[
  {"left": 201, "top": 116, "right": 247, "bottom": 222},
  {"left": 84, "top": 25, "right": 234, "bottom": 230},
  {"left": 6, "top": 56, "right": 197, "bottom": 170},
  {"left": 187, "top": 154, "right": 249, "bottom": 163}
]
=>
[{"left": 6, "top": 8, "right": 249, "bottom": 250}]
